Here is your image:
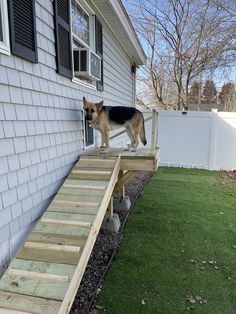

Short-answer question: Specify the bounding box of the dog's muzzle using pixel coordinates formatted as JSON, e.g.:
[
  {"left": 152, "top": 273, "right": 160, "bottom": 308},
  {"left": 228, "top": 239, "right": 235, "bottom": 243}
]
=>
[{"left": 85, "top": 115, "right": 93, "bottom": 121}]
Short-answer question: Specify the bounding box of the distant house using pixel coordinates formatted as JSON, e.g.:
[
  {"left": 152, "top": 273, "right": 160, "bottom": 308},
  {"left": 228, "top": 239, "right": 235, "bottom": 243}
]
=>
[{"left": 0, "top": 0, "right": 146, "bottom": 272}]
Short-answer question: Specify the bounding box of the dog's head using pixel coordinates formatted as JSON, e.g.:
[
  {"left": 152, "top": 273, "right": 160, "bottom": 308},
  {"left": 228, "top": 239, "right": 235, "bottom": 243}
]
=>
[{"left": 83, "top": 97, "right": 104, "bottom": 122}]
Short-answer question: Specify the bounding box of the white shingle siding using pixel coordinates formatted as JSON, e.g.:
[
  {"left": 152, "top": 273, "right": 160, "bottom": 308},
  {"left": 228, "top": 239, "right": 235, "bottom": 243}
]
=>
[{"left": 0, "top": 0, "right": 136, "bottom": 272}]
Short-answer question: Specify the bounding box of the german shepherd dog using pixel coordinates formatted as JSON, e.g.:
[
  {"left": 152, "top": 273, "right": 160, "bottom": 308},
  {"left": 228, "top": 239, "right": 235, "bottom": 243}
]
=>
[{"left": 83, "top": 97, "right": 147, "bottom": 154}]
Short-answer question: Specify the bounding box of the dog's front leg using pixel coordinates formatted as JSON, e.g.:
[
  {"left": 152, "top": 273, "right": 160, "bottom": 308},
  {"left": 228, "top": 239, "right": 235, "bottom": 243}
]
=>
[{"left": 100, "top": 130, "right": 109, "bottom": 154}]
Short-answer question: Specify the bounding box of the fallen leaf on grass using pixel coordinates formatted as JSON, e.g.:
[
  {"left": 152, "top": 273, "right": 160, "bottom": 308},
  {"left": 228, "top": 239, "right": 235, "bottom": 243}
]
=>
[
  {"left": 186, "top": 294, "right": 207, "bottom": 305},
  {"left": 232, "top": 246, "right": 236, "bottom": 249},
  {"left": 141, "top": 299, "right": 146, "bottom": 305},
  {"left": 190, "top": 258, "right": 197, "bottom": 264},
  {"left": 95, "top": 305, "right": 104, "bottom": 310}
]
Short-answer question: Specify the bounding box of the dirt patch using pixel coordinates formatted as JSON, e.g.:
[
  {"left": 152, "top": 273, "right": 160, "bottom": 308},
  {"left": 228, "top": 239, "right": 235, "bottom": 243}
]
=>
[{"left": 70, "top": 171, "right": 153, "bottom": 314}]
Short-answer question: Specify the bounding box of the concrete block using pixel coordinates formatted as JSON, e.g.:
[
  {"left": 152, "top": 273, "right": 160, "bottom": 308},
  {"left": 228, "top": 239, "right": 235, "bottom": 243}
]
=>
[
  {"left": 3, "top": 104, "right": 16, "bottom": 120},
  {"left": 2, "top": 188, "right": 17, "bottom": 208},
  {"left": 13, "top": 137, "right": 26, "bottom": 153},
  {"left": 113, "top": 196, "right": 131, "bottom": 212},
  {"left": 0, "top": 139, "right": 14, "bottom": 157},
  {"left": 102, "top": 214, "right": 121, "bottom": 233},
  {"left": 3, "top": 121, "right": 15, "bottom": 138},
  {"left": 8, "top": 155, "right": 20, "bottom": 172}
]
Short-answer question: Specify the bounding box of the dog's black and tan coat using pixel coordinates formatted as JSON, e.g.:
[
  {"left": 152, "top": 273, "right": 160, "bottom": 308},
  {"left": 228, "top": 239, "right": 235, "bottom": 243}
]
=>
[{"left": 83, "top": 97, "right": 147, "bottom": 153}]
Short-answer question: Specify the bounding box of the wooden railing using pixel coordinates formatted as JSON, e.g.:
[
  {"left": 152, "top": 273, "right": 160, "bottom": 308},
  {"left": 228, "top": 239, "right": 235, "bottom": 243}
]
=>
[{"left": 109, "top": 109, "right": 158, "bottom": 154}]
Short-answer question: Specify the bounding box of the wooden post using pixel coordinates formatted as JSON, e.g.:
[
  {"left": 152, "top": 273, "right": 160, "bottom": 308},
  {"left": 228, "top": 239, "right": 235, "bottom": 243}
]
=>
[
  {"left": 151, "top": 109, "right": 158, "bottom": 154},
  {"left": 105, "top": 196, "right": 113, "bottom": 219},
  {"left": 118, "top": 170, "right": 125, "bottom": 201}
]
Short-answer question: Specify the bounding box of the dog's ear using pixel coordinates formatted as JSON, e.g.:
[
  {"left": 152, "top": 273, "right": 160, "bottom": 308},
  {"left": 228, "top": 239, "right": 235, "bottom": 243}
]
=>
[
  {"left": 96, "top": 100, "right": 104, "bottom": 111},
  {"left": 83, "top": 97, "right": 87, "bottom": 107}
]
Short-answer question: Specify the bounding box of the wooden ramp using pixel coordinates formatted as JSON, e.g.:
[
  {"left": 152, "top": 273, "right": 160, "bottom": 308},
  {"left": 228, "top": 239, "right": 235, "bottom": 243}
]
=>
[{"left": 0, "top": 156, "right": 121, "bottom": 314}]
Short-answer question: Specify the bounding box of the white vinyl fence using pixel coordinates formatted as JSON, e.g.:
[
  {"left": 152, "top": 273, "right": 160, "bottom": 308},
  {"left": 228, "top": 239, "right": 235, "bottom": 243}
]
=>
[
  {"left": 99, "top": 109, "right": 236, "bottom": 171},
  {"left": 158, "top": 110, "right": 236, "bottom": 170}
]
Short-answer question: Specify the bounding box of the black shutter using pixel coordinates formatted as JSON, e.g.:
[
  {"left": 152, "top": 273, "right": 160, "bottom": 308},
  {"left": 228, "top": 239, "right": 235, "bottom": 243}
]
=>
[
  {"left": 8, "top": 0, "right": 38, "bottom": 63},
  {"left": 54, "top": 0, "right": 72, "bottom": 78},
  {"left": 95, "top": 16, "right": 104, "bottom": 91}
]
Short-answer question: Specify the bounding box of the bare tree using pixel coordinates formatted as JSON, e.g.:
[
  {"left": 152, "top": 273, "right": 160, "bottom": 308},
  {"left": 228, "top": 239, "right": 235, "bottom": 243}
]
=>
[{"left": 124, "top": 0, "right": 236, "bottom": 110}]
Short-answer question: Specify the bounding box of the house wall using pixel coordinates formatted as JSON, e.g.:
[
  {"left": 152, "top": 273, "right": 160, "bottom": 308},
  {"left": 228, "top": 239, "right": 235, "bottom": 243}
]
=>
[{"left": 0, "top": 0, "right": 134, "bottom": 272}]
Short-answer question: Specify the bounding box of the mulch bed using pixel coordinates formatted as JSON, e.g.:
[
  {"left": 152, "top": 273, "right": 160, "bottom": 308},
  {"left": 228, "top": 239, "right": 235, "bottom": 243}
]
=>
[{"left": 70, "top": 171, "right": 153, "bottom": 314}]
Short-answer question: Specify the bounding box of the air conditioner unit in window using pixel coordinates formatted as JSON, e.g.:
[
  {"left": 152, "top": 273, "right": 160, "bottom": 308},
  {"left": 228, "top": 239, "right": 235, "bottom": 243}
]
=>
[{"left": 73, "top": 48, "right": 101, "bottom": 81}]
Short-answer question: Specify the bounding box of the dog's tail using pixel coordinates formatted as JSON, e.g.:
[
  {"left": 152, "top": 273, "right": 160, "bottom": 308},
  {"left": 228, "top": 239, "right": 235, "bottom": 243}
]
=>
[{"left": 140, "top": 115, "right": 147, "bottom": 146}]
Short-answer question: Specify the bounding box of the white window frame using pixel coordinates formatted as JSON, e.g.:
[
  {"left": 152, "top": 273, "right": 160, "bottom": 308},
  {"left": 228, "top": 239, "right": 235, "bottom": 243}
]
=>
[
  {"left": 71, "top": 0, "right": 96, "bottom": 89},
  {"left": 0, "top": 0, "right": 10, "bottom": 56}
]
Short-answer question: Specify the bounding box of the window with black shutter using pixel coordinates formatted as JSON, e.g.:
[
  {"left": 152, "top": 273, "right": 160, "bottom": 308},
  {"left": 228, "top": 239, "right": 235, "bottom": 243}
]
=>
[
  {"left": 8, "top": 0, "right": 38, "bottom": 63},
  {"left": 95, "top": 16, "right": 104, "bottom": 91},
  {"left": 54, "top": 0, "right": 72, "bottom": 78}
]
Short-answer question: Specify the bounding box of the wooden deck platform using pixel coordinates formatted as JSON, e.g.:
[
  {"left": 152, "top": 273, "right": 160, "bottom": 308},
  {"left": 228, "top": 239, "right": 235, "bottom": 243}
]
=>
[
  {"left": 83, "top": 147, "right": 160, "bottom": 172},
  {"left": 0, "top": 148, "right": 160, "bottom": 314}
]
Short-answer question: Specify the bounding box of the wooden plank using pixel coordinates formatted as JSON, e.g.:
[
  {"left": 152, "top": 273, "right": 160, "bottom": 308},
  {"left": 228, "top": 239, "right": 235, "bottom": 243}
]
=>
[
  {"left": 53, "top": 200, "right": 100, "bottom": 208},
  {"left": 24, "top": 242, "right": 81, "bottom": 253},
  {"left": 58, "top": 187, "right": 104, "bottom": 197},
  {"left": 7, "top": 269, "right": 69, "bottom": 284},
  {"left": 17, "top": 247, "right": 81, "bottom": 265},
  {"left": 63, "top": 184, "right": 106, "bottom": 191},
  {"left": 120, "top": 158, "right": 154, "bottom": 171},
  {"left": 72, "top": 170, "right": 112, "bottom": 175},
  {"left": 43, "top": 212, "right": 95, "bottom": 223},
  {"left": 58, "top": 156, "right": 121, "bottom": 313},
  {"left": 0, "top": 274, "right": 69, "bottom": 301},
  {"left": 0, "top": 309, "right": 32, "bottom": 314},
  {"left": 63, "top": 179, "right": 108, "bottom": 189},
  {"left": 40, "top": 218, "right": 91, "bottom": 228},
  {"left": 114, "top": 171, "right": 138, "bottom": 191},
  {"left": 54, "top": 194, "right": 102, "bottom": 204},
  {"left": 33, "top": 223, "right": 89, "bottom": 237},
  {"left": 28, "top": 233, "right": 86, "bottom": 247},
  {"left": 69, "top": 172, "right": 111, "bottom": 181},
  {"left": 47, "top": 204, "right": 99, "bottom": 215},
  {"left": 0, "top": 291, "right": 61, "bottom": 314},
  {"left": 79, "top": 157, "right": 116, "bottom": 163},
  {"left": 9, "top": 259, "right": 75, "bottom": 278}
]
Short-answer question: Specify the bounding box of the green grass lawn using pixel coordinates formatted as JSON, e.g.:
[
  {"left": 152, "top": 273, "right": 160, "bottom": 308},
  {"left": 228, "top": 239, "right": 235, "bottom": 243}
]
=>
[{"left": 97, "top": 167, "right": 236, "bottom": 314}]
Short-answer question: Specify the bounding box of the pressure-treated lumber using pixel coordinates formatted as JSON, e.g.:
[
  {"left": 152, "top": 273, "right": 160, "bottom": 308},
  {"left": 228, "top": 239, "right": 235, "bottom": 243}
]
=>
[{"left": 0, "top": 147, "right": 160, "bottom": 314}]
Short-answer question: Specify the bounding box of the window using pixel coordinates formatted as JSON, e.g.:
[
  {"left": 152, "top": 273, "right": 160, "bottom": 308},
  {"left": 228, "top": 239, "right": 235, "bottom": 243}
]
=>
[{"left": 0, "top": 0, "right": 10, "bottom": 55}]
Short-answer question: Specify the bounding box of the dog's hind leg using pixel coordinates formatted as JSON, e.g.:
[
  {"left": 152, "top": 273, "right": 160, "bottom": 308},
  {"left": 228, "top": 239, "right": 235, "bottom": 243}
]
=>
[{"left": 124, "top": 125, "right": 135, "bottom": 151}]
